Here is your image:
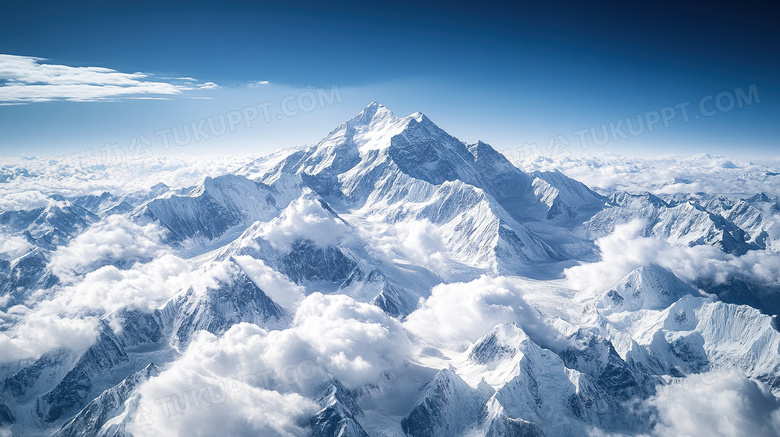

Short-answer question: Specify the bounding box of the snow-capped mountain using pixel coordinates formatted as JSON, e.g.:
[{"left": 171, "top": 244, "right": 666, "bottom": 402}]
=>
[
  {"left": 161, "top": 260, "right": 288, "bottom": 347},
  {"left": 135, "top": 174, "right": 291, "bottom": 244},
  {"left": 582, "top": 198, "right": 759, "bottom": 255},
  {"left": 0, "top": 248, "right": 58, "bottom": 308},
  {"left": 310, "top": 380, "right": 369, "bottom": 437},
  {"left": 592, "top": 263, "right": 701, "bottom": 315},
  {"left": 0, "top": 204, "right": 97, "bottom": 249},
  {"left": 259, "top": 104, "right": 588, "bottom": 262},
  {"left": 2, "top": 103, "right": 780, "bottom": 436},
  {"left": 54, "top": 363, "right": 160, "bottom": 437},
  {"left": 70, "top": 192, "right": 133, "bottom": 218}
]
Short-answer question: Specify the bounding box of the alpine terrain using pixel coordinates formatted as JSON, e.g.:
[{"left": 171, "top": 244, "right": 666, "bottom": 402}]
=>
[{"left": 1, "top": 103, "right": 780, "bottom": 436}]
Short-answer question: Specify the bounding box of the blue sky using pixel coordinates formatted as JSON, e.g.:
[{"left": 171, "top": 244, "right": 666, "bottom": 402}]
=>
[{"left": 0, "top": 0, "right": 777, "bottom": 159}]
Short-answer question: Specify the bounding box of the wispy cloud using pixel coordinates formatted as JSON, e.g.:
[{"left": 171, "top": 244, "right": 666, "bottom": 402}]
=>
[{"left": 0, "top": 54, "right": 218, "bottom": 103}]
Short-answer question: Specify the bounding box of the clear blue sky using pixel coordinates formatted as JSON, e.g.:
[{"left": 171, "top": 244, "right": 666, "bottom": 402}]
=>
[{"left": 0, "top": 0, "right": 778, "bottom": 159}]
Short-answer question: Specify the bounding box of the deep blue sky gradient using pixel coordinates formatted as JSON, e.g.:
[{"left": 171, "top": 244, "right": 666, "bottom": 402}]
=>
[{"left": 0, "top": 0, "right": 777, "bottom": 158}]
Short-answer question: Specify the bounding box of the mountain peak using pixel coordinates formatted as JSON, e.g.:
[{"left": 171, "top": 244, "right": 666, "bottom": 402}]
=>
[
  {"left": 747, "top": 192, "right": 773, "bottom": 205},
  {"left": 468, "top": 323, "right": 529, "bottom": 364},
  {"left": 349, "top": 101, "right": 397, "bottom": 126},
  {"left": 365, "top": 101, "right": 384, "bottom": 110},
  {"left": 595, "top": 263, "right": 699, "bottom": 314}
]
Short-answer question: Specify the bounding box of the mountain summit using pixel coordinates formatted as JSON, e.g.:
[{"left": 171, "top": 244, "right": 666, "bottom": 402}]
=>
[{"left": 256, "top": 103, "right": 608, "bottom": 273}]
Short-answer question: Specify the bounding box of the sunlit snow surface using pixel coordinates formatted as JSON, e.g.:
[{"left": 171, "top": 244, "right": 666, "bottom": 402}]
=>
[{"left": 1, "top": 104, "right": 780, "bottom": 436}]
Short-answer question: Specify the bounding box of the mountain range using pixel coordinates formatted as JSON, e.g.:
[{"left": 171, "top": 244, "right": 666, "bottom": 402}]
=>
[{"left": 1, "top": 103, "right": 779, "bottom": 436}]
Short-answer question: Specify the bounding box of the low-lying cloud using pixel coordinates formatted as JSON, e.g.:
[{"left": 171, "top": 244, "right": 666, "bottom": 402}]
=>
[
  {"left": 135, "top": 293, "right": 411, "bottom": 435},
  {"left": 50, "top": 215, "right": 171, "bottom": 281},
  {"left": 649, "top": 372, "right": 780, "bottom": 437},
  {"left": 256, "top": 191, "right": 351, "bottom": 252},
  {"left": 404, "top": 275, "right": 569, "bottom": 350},
  {"left": 565, "top": 220, "right": 780, "bottom": 296}
]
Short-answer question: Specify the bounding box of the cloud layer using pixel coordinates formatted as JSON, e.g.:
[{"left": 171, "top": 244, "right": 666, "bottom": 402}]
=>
[
  {"left": 514, "top": 153, "right": 780, "bottom": 199},
  {"left": 649, "top": 372, "right": 780, "bottom": 437},
  {"left": 257, "top": 191, "right": 351, "bottom": 252},
  {"left": 0, "top": 155, "right": 254, "bottom": 210},
  {"left": 404, "top": 275, "right": 568, "bottom": 350},
  {"left": 565, "top": 219, "right": 780, "bottom": 296},
  {"left": 135, "top": 293, "right": 411, "bottom": 436}
]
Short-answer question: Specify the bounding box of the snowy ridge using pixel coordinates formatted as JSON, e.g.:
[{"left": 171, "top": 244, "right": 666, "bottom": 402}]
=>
[
  {"left": 137, "top": 174, "right": 288, "bottom": 244},
  {"left": 583, "top": 199, "right": 758, "bottom": 255},
  {"left": 594, "top": 292, "right": 780, "bottom": 394},
  {"left": 531, "top": 170, "right": 606, "bottom": 222},
  {"left": 0, "top": 204, "right": 97, "bottom": 249},
  {"left": 54, "top": 363, "right": 159, "bottom": 437},
  {"left": 162, "top": 260, "right": 287, "bottom": 347},
  {"left": 0, "top": 248, "right": 58, "bottom": 309}
]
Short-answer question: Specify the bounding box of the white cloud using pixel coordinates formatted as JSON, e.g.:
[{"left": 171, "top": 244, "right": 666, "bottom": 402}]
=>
[
  {"left": 287, "top": 293, "right": 411, "bottom": 389},
  {"left": 565, "top": 220, "right": 673, "bottom": 294},
  {"left": 0, "top": 218, "right": 201, "bottom": 363},
  {"left": 0, "top": 255, "right": 294, "bottom": 364},
  {"left": 146, "top": 292, "right": 410, "bottom": 393},
  {"left": 0, "top": 155, "right": 256, "bottom": 207},
  {"left": 57, "top": 254, "right": 192, "bottom": 313},
  {"left": 514, "top": 153, "right": 780, "bottom": 199},
  {"left": 135, "top": 333, "right": 318, "bottom": 437},
  {"left": 369, "top": 219, "right": 454, "bottom": 270},
  {"left": 649, "top": 372, "right": 780, "bottom": 437},
  {"left": 0, "top": 190, "right": 65, "bottom": 211},
  {"left": 0, "top": 234, "right": 33, "bottom": 260},
  {"left": 0, "top": 54, "right": 217, "bottom": 103},
  {"left": 134, "top": 293, "right": 410, "bottom": 435},
  {"left": 564, "top": 219, "right": 780, "bottom": 297},
  {"left": 0, "top": 312, "right": 99, "bottom": 362},
  {"left": 50, "top": 215, "right": 171, "bottom": 281},
  {"left": 0, "top": 253, "right": 192, "bottom": 362},
  {"left": 404, "top": 275, "right": 568, "bottom": 350},
  {"left": 257, "top": 191, "right": 351, "bottom": 252}
]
